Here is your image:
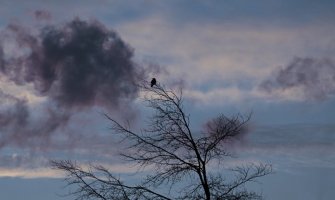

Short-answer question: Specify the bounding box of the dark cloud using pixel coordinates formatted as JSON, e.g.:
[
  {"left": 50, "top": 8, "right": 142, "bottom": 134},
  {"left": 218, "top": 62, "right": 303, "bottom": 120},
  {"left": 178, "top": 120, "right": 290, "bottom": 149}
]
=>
[
  {"left": 1, "top": 18, "right": 142, "bottom": 109},
  {"left": 260, "top": 57, "right": 335, "bottom": 101},
  {"left": 0, "top": 18, "right": 148, "bottom": 150}
]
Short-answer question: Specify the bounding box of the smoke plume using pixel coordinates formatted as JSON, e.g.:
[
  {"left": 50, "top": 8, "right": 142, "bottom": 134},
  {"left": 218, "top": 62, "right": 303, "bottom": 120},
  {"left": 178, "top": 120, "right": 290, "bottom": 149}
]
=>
[
  {"left": 260, "top": 57, "right": 335, "bottom": 101},
  {"left": 0, "top": 18, "right": 147, "bottom": 149}
]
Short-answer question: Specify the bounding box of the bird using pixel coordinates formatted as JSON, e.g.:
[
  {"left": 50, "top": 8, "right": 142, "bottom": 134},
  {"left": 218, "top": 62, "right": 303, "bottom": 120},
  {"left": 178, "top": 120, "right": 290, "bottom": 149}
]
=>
[{"left": 151, "top": 78, "right": 157, "bottom": 87}]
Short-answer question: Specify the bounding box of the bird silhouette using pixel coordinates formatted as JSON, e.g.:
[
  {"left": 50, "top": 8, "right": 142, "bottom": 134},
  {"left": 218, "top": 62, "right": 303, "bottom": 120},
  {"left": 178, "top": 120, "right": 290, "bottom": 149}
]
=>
[{"left": 151, "top": 78, "right": 157, "bottom": 87}]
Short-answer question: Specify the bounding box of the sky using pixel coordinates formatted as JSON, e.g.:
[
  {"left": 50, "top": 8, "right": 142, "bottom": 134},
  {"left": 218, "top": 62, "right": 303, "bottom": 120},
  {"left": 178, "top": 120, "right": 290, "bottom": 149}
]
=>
[{"left": 0, "top": 0, "right": 335, "bottom": 199}]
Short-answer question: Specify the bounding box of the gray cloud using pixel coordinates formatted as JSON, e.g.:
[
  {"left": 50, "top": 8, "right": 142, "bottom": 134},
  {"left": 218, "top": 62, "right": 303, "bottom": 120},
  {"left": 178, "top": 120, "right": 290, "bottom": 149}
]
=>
[
  {"left": 260, "top": 57, "right": 335, "bottom": 101},
  {"left": 0, "top": 90, "right": 71, "bottom": 150},
  {"left": 0, "top": 47, "right": 4, "bottom": 69},
  {"left": 0, "top": 18, "right": 149, "bottom": 150}
]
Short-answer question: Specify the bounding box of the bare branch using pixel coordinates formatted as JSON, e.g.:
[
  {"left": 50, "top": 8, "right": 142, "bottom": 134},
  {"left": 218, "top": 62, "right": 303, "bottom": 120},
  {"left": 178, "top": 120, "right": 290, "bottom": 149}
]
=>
[{"left": 52, "top": 82, "right": 271, "bottom": 200}]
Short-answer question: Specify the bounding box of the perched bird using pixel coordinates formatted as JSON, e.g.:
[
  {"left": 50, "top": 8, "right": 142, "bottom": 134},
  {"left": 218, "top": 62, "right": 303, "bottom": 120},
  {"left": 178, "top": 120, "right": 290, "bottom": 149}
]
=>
[{"left": 151, "top": 78, "right": 157, "bottom": 87}]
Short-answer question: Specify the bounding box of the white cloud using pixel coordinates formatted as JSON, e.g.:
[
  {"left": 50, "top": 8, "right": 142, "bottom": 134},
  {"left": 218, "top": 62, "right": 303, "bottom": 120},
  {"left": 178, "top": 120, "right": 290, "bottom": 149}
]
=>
[
  {"left": 0, "top": 162, "right": 147, "bottom": 179},
  {"left": 0, "top": 167, "right": 63, "bottom": 179},
  {"left": 0, "top": 76, "right": 46, "bottom": 105},
  {"left": 115, "top": 16, "right": 335, "bottom": 105},
  {"left": 182, "top": 85, "right": 309, "bottom": 106},
  {"left": 117, "top": 17, "right": 335, "bottom": 85},
  {"left": 184, "top": 87, "right": 247, "bottom": 105}
]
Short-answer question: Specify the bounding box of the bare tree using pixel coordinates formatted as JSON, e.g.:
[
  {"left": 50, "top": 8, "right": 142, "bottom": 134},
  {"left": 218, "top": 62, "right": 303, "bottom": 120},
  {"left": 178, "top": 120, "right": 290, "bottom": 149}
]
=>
[{"left": 51, "top": 82, "right": 272, "bottom": 200}]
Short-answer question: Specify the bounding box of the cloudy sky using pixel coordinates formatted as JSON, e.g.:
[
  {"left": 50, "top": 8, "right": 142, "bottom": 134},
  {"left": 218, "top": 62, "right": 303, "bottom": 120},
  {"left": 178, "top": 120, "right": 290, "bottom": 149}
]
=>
[{"left": 0, "top": 0, "right": 335, "bottom": 199}]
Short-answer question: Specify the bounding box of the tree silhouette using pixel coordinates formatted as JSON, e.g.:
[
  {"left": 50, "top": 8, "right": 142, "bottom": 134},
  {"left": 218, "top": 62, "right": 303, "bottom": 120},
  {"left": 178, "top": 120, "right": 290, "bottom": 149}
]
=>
[{"left": 51, "top": 82, "right": 271, "bottom": 200}]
